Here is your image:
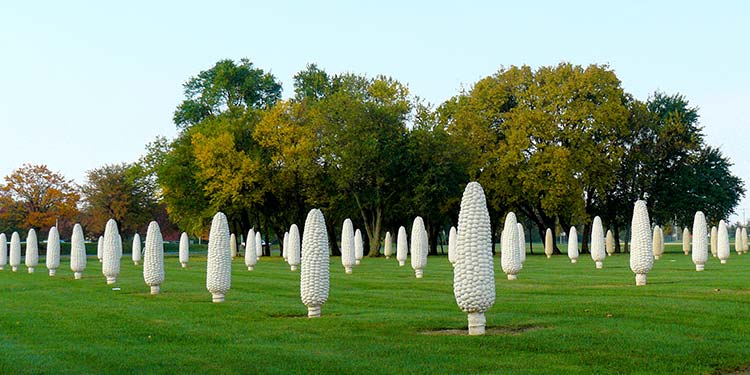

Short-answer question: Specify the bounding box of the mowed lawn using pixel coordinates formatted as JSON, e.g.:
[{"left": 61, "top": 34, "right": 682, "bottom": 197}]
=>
[{"left": 1, "top": 244, "right": 749, "bottom": 374}]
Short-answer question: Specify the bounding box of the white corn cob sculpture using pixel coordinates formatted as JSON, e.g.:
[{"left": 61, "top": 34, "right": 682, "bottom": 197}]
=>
[
  {"left": 207, "top": 212, "right": 231, "bottom": 302},
  {"left": 692, "top": 211, "right": 708, "bottom": 271},
  {"left": 653, "top": 226, "right": 664, "bottom": 260},
  {"left": 287, "top": 224, "right": 301, "bottom": 271},
  {"left": 734, "top": 228, "right": 742, "bottom": 255},
  {"left": 255, "top": 232, "right": 262, "bottom": 258},
  {"left": 0, "top": 233, "right": 6, "bottom": 270},
  {"left": 97, "top": 235, "right": 103, "bottom": 263},
  {"left": 710, "top": 226, "right": 718, "bottom": 257},
  {"left": 132, "top": 233, "right": 142, "bottom": 265},
  {"left": 568, "top": 226, "right": 579, "bottom": 263},
  {"left": 102, "top": 219, "right": 121, "bottom": 284},
  {"left": 591, "top": 216, "right": 606, "bottom": 269},
  {"left": 300, "top": 208, "right": 330, "bottom": 318},
  {"left": 742, "top": 227, "right": 748, "bottom": 253},
  {"left": 396, "top": 226, "right": 407, "bottom": 266},
  {"left": 410, "top": 217, "right": 428, "bottom": 278},
  {"left": 10, "top": 232, "right": 21, "bottom": 272},
  {"left": 179, "top": 232, "right": 189, "bottom": 268},
  {"left": 517, "top": 223, "right": 526, "bottom": 267},
  {"left": 448, "top": 226, "right": 457, "bottom": 266},
  {"left": 341, "top": 219, "right": 355, "bottom": 273},
  {"left": 244, "top": 228, "right": 257, "bottom": 271},
  {"left": 501, "top": 212, "right": 522, "bottom": 280},
  {"left": 354, "top": 229, "right": 364, "bottom": 265},
  {"left": 25, "top": 229, "right": 38, "bottom": 273},
  {"left": 453, "top": 182, "right": 495, "bottom": 335},
  {"left": 544, "top": 228, "right": 553, "bottom": 258},
  {"left": 384, "top": 231, "right": 393, "bottom": 259},
  {"left": 718, "top": 220, "right": 730, "bottom": 264},
  {"left": 70, "top": 223, "right": 86, "bottom": 279},
  {"left": 230, "top": 233, "right": 237, "bottom": 259},
  {"left": 629, "top": 200, "right": 653, "bottom": 286},
  {"left": 682, "top": 227, "right": 690, "bottom": 255},
  {"left": 283, "top": 231, "right": 289, "bottom": 261},
  {"left": 143, "top": 221, "right": 165, "bottom": 294},
  {"left": 606, "top": 229, "right": 615, "bottom": 256},
  {"left": 45, "top": 226, "right": 60, "bottom": 276}
]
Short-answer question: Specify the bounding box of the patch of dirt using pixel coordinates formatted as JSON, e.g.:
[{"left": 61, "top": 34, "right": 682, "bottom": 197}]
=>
[
  {"left": 420, "top": 324, "right": 545, "bottom": 336},
  {"left": 720, "top": 363, "right": 750, "bottom": 374},
  {"left": 268, "top": 312, "right": 308, "bottom": 318}
]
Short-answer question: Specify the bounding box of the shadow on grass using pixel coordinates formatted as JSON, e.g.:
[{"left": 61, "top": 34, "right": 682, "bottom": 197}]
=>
[{"left": 420, "top": 324, "right": 546, "bottom": 336}]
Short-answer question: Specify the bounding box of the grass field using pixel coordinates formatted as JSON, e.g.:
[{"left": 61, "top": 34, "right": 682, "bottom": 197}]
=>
[{"left": 1, "top": 243, "right": 748, "bottom": 374}]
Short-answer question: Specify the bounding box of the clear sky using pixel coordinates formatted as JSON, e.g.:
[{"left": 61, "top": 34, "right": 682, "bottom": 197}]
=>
[{"left": 1, "top": 1, "right": 749, "bottom": 221}]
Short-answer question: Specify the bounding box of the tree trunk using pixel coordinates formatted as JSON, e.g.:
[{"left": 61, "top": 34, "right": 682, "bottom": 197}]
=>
[
  {"left": 428, "top": 224, "right": 439, "bottom": 255},
  {"left": 581, "top": 223, "right": 591, "bottom": 254},
  {"left": 613, "top": 222, "right": 621, "bottom": 253},
  {"left": 325, "top": 214, "right": 341, "bottom": 256},
  {"left": 354, "top": 194, "right": 382, "bottom": 257}
]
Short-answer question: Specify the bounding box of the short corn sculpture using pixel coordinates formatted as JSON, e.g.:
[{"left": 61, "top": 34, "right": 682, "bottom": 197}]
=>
[
  {"left": 448, "top": 226, "right": 457, "bottom": 266},
  {"left": 568, "top": 226, "right": 579, "bottom": 263},
  {"left": 591, "top": 216, "right": 606, "bottom": 269},
  {"left": 717, "top": 220, "right": 730, "bottom": 264},
  {"left": 0, "top": 233, "right": 7, "bottom": 270},
  {"left": 102, "top": 219, "right": 122, "bottom": 284},
  {"left": 606, "top": 230, "right": 615, "bottom": 256},
  {"left": 341, "top": 219, "right": 355, "bottom": 273},
  {"left": 734, "top": 228, "right": 742, "bottom": 255},
  {"left": 97, "top": 235, "right": 103, "bottom": 263},
  {"left": 682, "top": 227, "right": 691, "bottom": 255},
  {"left": 742, "top": 227, "right": 748, "bottom": 253},
  {"left": 244, "top": 228, "right": 257, "bottom": 271},
  {"left": 710, "top": 226, "right": 718, "bottom": 257},
  {"left": 629, "top": 200, "right": 653, "bottom": 286},
  {"left": 410, "top": 216, "right": 428, "bottom": 278},
  {"left": 207, "top": 212, "right": 231, "bottom": 302},
  {"left": 282, "top": 232, "right": 289, "bottom": 261},
  {"left": 544, "top": 228, "right": 553, "bottom": 258},
  {"left": 300, "top": 208, "right": 330, "bottom": 318},
  {"left": 132, "top": 233, "right": 142, "bottom": 265},
  {"left": 25, "top": 229, "right": 39, "bottom": 273},
  {"left": 46, "top": 226, "right": 60, "bottom": 276},
  {"left": 255, "top": 232, "right": 262, "bottom": 258},
  {"left": 287, "top": 224, "right": 301, "bottom": 271},
  {"left": 453, "top": 182, "right": 495, "bottom": 335},
  {"left": 692, "top": 211, "right": 708, "bottom": 271},
  {"left": 501, "top": 212, "right": 522, "bottom": 280},
  {"left": 653, "top": 226, "right": 664, "bottom": 260},
  {"left": 143, "top": 221, "right": 165, "bottom": 294},
  {"left": 396, "top": 226, "right": 407, "bottom": 266},
  {"left": 179, "top": 232, "right": 189, "bottom": 268},
  {"left": 10, "top": 232, "right": 21, "bottom": 272},
  {"left": 517, "top": 223, "right": 526, "bottom": 267},
  {"left": 354, "top": 229, "right": 364, "bottom": 265},
  {"left": 230, "top": 233, "right": 237, "bottom": 259},
  {"left": 384, "top": 231, "right": 393, "bottom": 259},
  {"left": 70, "top": 223, "right": 86, "bottom": 279}
]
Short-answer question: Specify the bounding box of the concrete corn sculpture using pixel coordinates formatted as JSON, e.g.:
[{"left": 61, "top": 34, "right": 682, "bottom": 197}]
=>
[
  {"left": 453, "top": 182, "right": 495, "bottom": 335},
  {"left": 282, "top": 232, "right": 289, "bottom": 261},
  {"left": 384, "top": 231, "right": 393, "bottom": 259},
  {"left": 544, "top": 228, "right": 553, "bottom": 258},
  {"left": 710, "top": 226, "right": 718, "bottom": 257},
  {"left": 255, "top": 232, "right": 262, "bottom": 258},
  {"left": 244, "top": 228, "right": 257, "bottom": 271},
  {"left": 606, "top": 230, "right": 615, "bottom": 256},
  {"left": 718, "top": 220, "right": 730, "bottom": 264},
  {"left": 341, "top": 220, "right": 354, "bottom": 274},
  {"left": 410, "top": 216, "right": 428, "bottom": 278},
  {"left": 287, "top": 224, "right": 301, "bottom": 271},
  {"left": 734, "top": 228, "right": 742, "bottom": 255},
  {"left": 179, "top": 232, "right": 189, "bottom": 268},
  {"left": 396, "top": 226, "right": 407, "bottom": 266},
  {"left": 692, "top": 211, "right": 708, "bottom": 271},
  {"left": 102, "top": 219, "right": 122, "bottom": 284},
  {"left": 629, "top": 200, "right": 653, "bottom": 286},
  {"left": 143, "top": 221, "right": 165, "bottom": 294},
  {"left": 448, "top": 226, "right": 457, "bottom": 266},
  {"left": 354, "top": 229, "right": 364, "bottom": 265},
  {"left": 230, "top": 233, "right": 237, "bottom": 259},
  {"left": 207, "top": 212, "right": 232, "bottom": 302},
  {"left": 591, "top": 216, "right": 606, "bottom": 269},
  {"left": 568, "top": 226, "right": 579, "bottom": 263},
  {"left": 70, "top": 224, "right": 86, "bottom": 279},
  {"left": 0, "top": 233, "right": 6, "bottom": 270},
  {"left": 653, "top": 226, "right": 664, "bottom": 260},
  {"left": 300, "top": 208, "right": 330, "bottom": 318},
  {"left": 683, "top": 227, "right": 691, "bottom": 255},
  {"left": 25, "top": 229, "right": 39, "bottom": 273},
  {"left": 501, "top": 212, "right": 522, "bottom": 280},
  {"left": 517, "top": 223, "right": 526, "bottom": 267},
  {"left": 97, "top": 235, "right": 103, "bottom": 263},
  {"left": 742, "top": 227, "right": 748, "bottom": 253},
  {"left": 132, "top": 233, "right": 142, "bottom": 265},
  {"left": 10, "top": 232, "right": 21, "bottom": 272},
  {"left": 46, "top": 226, "right": 60, "bottom": 276}
]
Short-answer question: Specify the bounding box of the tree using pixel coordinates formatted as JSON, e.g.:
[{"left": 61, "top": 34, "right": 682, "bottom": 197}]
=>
[
  {"left": 80, "top": 163, "right": 158, "bottom": 236},
  {"left": 0, "top": 164, "right": 80, "bottom": 232},
  {"left": 173, "top": 58, "right": 282, "bottom": 128}
]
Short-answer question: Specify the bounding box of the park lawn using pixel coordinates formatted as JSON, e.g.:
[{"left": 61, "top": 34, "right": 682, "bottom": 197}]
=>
[{"left": 0, "top": 243, "right": 748, "bottom": 374}]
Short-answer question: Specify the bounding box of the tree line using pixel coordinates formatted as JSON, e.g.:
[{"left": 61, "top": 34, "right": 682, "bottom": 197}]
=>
[{"left": 0, "top": 59, "right": 744, "bottom": 254}]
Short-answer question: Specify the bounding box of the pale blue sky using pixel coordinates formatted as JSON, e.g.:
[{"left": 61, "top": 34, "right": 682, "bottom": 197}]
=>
[{"left": 1, "top": 1, "right": 749, "bottom": 220}]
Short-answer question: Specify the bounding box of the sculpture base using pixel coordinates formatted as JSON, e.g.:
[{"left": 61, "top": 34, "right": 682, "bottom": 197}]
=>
[
  {"left": 635, "top": 273, "right": 647, "bottom": 286},
  {"left": 546, "top": 255, "right": 551, "bottom": 259},
  {"left": 74, "top": 272, "right": 82, "bottom": 279},
  {"left": 654, "top": 255, "right": 661, "bottom": 260},
  {"left": 721, "top": 259, "right": 727, "bottom": 264},
  {"left": 106, "top": 276, "right": 117, "bottom": 284},
  {"left": 595, "top": 261, "right": 603, "bottom": 269},
  {"left": 415, "top": 269, "right": 424, "bottom": 278},
  {"left": 570, "top": 258, "right": 577, "bottom": 263},
  {"left": 398, "top": 261, "right": 405, "bottom": 266},
  {"left": 385, "top": 256, "right": 390, "bottom": 259},
  {"left": 133, "top": 261, "right": 139, "bottom": 266},
  {"left": 212, "top": 293, "right": 225, "bottom": 303},
  {"left": 291, "top": 265, "right": 298, "bottom": 271},
  {"left": 695, "top": 264, "right": 705, "bottom": 271},
  {"left": 150, "top": 285, "right": 160, "bottom": 295},
  {"left": 507, "top": 274, "right": 517, "bottom": 280},
  {"left": 181, "top": 262, "right": 187, "bottom": 268},
  {"left": 307, "top": 305, "right": 321, "bottom": 318},
  {"left": 247, "top": 266, "right": 254, "bottom": 271},
  {"left": 49, "top": 269, "right": 56, "bottom": 276},
  {"left": 27, "top": 267, "right": 34, "bottom": 274},
  {"left": 468, "top": 312, "right": 486, "bottom": 336},
  {"left": 355, "top": 260, "right": 361, "bottom": 265},
  {"left": 12, "top": 266, "right": 18, "bottom": 272},
  {"left": 345, "top": 267, "right": 352, "bottom": 274}
]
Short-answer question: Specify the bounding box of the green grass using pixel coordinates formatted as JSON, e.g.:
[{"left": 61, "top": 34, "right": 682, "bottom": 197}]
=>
[{"left": 1, "top": 244, "right": 748, "bottom": 374}]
